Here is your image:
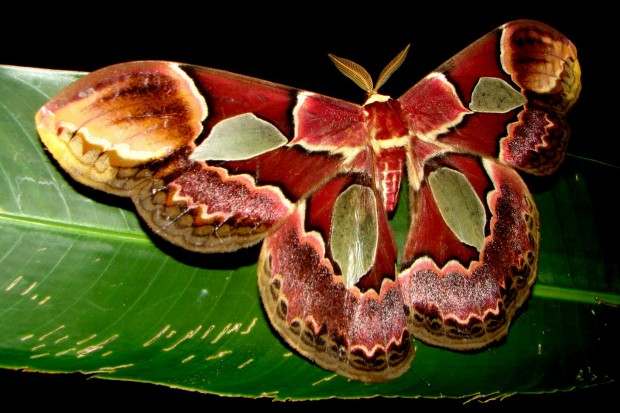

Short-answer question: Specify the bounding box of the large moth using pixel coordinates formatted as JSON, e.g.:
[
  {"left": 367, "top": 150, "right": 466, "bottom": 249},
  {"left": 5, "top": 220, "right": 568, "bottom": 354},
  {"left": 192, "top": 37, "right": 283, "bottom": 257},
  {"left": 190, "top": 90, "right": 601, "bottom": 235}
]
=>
[{"left": 35, "top": 20, "right": 580, "bottom": 382}]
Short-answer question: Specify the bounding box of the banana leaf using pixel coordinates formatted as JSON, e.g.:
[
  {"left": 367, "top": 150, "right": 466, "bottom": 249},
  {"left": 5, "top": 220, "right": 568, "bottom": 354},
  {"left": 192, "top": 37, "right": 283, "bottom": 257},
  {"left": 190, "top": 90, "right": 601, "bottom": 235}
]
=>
[{"left": 0, "top": 64, "right": 618, "bottom": 402}]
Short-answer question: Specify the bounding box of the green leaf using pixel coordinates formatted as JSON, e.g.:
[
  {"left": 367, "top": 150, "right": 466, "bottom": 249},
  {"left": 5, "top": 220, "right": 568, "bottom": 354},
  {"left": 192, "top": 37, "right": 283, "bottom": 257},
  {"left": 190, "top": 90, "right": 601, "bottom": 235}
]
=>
[{"left": 0, "top": 65, "right": 618, "bottom": 401}]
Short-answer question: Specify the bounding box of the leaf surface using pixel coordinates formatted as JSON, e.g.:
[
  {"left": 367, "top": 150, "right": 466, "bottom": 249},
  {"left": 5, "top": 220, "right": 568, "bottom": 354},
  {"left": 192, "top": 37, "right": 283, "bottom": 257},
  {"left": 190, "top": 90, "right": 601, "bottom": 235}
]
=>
[{"left": 0, "top": 65, "right": 617, "bottom": 400}]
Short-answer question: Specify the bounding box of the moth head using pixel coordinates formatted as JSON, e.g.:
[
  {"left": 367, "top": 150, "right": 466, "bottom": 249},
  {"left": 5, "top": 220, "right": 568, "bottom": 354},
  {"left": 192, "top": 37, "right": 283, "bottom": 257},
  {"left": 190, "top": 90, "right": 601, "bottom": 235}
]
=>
[{"left": 328, "top": 44, "right": 410, "bottom": 105}]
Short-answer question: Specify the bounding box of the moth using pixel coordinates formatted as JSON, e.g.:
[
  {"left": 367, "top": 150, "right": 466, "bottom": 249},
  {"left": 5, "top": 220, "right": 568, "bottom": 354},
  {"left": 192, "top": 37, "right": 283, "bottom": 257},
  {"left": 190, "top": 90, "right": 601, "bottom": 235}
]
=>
[{"left": 35, "top": 20, "right": 581, "bottom": 382}]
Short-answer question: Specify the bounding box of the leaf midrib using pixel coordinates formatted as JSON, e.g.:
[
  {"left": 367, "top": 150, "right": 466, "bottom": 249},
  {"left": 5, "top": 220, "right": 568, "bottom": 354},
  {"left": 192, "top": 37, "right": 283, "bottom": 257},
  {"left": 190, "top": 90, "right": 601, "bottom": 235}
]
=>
[
  {"left": 0, "top": 210, "right": 150, "bottom": 243},
  {"left": 4, "top": 209, "right": 618, "bottom": 306},
  {"left": 532, "top": 284, "right": 620, "bottom": 305}
]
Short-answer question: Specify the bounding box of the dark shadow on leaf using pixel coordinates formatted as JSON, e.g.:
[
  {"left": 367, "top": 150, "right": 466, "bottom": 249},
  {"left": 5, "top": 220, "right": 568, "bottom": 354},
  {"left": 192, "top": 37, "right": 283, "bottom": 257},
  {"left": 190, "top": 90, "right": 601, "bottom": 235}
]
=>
[
  {"left": 520, "top": 165, "right": 564, "bottom": 196},
  {"left": 144, "top": 224, "right": 262, "bottom": 271}
]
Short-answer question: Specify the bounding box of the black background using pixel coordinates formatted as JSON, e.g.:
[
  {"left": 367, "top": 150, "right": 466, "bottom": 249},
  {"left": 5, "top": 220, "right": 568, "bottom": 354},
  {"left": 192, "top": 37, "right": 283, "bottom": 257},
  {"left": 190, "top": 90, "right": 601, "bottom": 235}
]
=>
[{"left": 2, "top": 3, "right": 617, "bottom": 410}]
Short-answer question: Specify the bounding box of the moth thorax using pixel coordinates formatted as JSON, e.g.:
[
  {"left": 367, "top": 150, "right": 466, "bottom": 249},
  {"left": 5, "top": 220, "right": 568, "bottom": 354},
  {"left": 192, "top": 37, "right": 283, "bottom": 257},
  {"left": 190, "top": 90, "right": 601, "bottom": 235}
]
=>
[{"left": 363, "top": 98, "right": 410, "bottom": 142}]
